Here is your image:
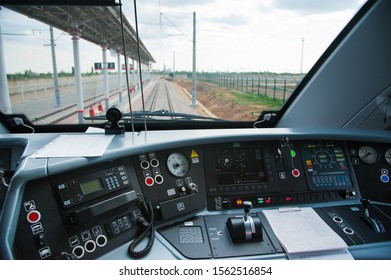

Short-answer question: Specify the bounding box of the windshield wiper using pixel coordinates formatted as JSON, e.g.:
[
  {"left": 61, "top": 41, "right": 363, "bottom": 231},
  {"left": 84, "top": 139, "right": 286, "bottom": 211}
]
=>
[{"left": 84, "top": 109, "right": 230, "bottom": 122}]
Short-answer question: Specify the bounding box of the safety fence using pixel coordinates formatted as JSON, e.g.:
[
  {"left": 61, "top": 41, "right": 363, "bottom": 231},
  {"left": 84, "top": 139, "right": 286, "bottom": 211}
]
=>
[
  {"left": 7, "top": 73, "right": 149, "bottom": 105},
  {"left": 196, "top": 73, "right": 303, "bottom": 103}
]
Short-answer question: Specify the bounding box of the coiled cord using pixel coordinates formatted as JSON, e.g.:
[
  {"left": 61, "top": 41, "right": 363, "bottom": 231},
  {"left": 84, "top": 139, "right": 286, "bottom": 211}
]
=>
[{"left": 128, "top": 198, "right": 155, "bottom": 259}]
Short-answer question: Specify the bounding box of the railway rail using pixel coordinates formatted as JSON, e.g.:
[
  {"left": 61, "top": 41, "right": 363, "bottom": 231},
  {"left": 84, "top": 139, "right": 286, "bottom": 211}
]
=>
[{"left": 146, "top": 79, "right": 175, "bottom": 113}]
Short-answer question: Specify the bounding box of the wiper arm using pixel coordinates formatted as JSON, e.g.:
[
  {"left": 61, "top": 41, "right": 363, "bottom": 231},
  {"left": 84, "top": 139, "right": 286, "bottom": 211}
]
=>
[
  {"left": 124, "top": 109, "right": 229, "bottom": 122},
  {"left": 85, "top": 109, "right": 230, "bottom": 122}
]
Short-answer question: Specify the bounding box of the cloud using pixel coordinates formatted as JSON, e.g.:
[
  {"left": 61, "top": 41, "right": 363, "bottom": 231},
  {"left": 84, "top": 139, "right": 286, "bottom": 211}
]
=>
[
  {"left": 157, "top": 0, "right": 216, "bottom": 8},
  {"left": 272, "top": 0, "right": 364, "bottom": 15},
  {"left": 208, "top": 14, "right": 249, "bottom": 26},
  {"left": 1, "top": 1, "right": 366, "bottom": 74}
]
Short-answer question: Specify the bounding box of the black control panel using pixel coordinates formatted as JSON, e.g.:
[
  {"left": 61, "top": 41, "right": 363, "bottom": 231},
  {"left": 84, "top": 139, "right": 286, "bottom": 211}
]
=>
[
  {"left": 205, "top": 141, "right": 358, "bottom": 210},
  {"left": 132, "top": 146, "right": 206, "bottom": 223},
  {"left": 214, "top": 145, "right": 275, "bottom": 192},
  {"left": 347, "top": 141, "right": 391, "bottom": 203},
  {"left": 54, "top": 165, "right": 130, "bottom": 209},
  {"left": 301, "top": 142, "right": 353, "bottom": 190},
  {"left": 12, "top": 160, "right": 143, "bottom": 259}
]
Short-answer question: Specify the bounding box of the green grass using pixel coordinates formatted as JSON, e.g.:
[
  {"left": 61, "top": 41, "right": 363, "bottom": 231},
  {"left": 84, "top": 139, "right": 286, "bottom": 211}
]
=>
[{"left": 226, "top": 90, "right": 284, "bottom": 110}]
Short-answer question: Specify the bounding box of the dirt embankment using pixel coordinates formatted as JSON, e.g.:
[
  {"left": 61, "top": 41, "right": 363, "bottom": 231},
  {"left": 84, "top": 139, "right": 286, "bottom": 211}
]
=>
[{"left": 172, "top": 77, "right": 266, "bottom": 121}]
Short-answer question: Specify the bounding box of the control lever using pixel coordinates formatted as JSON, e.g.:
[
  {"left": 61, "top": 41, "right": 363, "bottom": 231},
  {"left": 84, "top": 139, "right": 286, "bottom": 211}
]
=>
[
  {"left": 360, "top": 198, "right": 386, "bottom": 233},
  {"left": 243, "top": 200, "right": 252, "bottom": 221},
  {"left": 280, "top": 137, "right": 294, "bottom": 171},
  {"left": 226, "top": 201, "right": 263, "bottom": 243}
]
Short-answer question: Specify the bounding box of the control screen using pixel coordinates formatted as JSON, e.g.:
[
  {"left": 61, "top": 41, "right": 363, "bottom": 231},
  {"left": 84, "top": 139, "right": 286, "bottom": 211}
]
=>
[
  {"left": 80, "top": 178, "right": 104, "bottom": 195},
  {"left": 215, "top": 147, "right": 267, "bottom": 185},
  {"left": 302, "top": 142, "right": 352, "bottom": 190}
]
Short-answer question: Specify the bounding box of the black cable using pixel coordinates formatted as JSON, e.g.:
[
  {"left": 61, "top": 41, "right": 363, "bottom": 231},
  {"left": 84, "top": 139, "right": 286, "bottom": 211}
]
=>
[
  {"left": 132, "top": 0, "right": 148, "bottom": 133},
  {"left": 118, "top": 0, "right": 135, "bottom": 133},
  {"left": 128, "top": 197, "right": 155, "bottom": 259}
]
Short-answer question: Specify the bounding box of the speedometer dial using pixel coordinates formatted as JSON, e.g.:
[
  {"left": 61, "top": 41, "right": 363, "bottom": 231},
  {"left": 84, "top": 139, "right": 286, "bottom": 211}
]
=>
[
  {"left": 358, "top": 146, "right": 379, "bottom": 164},
  {"left": 167, "top": 153, "right": 190, "bottom": 177}
]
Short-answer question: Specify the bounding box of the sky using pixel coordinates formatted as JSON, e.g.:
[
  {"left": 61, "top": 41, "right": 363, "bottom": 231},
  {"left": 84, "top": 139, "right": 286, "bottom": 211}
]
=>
[{"left": 0, "top": 0, "right": 366, "bottom": 74}]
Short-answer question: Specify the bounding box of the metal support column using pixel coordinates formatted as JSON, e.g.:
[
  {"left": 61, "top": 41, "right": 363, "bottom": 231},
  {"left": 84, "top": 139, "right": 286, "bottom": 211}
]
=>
[
  {"left": 191, "top": 11, "right": 197, "bottom": 107},
  {"left": 101, "top": 44, "right": 109, "bottom": 111},
  {"left": 50, "top": 26, "right": 61, "bottom": 107},
  {"left": 0, "top": 22, "right": 12, "bottom": 114},
  {"left": 117, "top": 50, "right": 123, "bottom": 103},
  {"left": 69, "top": 28, "right": 84, "bottom": 124},
  {"left": 132, "top": 58, "right": 137, "bottom": 93}
]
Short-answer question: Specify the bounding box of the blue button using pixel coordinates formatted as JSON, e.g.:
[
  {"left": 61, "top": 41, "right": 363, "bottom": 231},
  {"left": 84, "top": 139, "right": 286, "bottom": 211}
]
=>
[{"left": 380, "top": 174, "right": 389, "bottom": 183}]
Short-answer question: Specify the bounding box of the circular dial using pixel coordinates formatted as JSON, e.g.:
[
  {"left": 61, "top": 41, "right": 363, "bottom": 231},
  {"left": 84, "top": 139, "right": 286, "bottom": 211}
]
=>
[
  {"left": 218, "top": 155, "right": 233, "bottom": 169},
  {"left": 166, "top": 152, "right": 190, "bottom": 177},
  {"left": 385, "top": 149, "right": 391, "bottom": 165},
  {"left": 358, "top": 146, "right": 378, "bottom": 164}
]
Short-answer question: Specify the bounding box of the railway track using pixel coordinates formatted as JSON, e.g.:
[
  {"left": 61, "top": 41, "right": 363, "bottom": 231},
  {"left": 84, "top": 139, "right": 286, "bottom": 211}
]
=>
[
  {"left": 145, "top": 79, "right": 175, "bottom": 113},
  {"left": 30, "top": 78, "right": 175, "bottom": 125}
]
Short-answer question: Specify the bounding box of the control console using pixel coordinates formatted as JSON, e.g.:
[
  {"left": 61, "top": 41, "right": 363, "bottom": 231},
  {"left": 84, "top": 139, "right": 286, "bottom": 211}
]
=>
[
  {"left": 13, "top": 160, "right": 143, "bottom": 259},
  {"left": 133, "top": 146, "right": 206, "bottom": 224},
  {"left": 205, "top": 140, "right": 358, "bottom": 210}
]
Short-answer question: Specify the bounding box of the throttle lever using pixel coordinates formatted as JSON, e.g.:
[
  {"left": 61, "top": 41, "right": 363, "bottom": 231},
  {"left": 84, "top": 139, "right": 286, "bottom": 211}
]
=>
[{"left": 360, "top": 198, "right": 386, "bottom": 233}]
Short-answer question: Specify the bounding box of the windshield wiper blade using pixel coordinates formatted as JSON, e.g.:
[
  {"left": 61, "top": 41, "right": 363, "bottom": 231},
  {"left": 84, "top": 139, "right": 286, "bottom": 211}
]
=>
[
  {"left": 124, "top": 109, "right": 229, "bottom": 122},
  {"left": 85, "top": 109, "right": 230, "bottom": 122}
]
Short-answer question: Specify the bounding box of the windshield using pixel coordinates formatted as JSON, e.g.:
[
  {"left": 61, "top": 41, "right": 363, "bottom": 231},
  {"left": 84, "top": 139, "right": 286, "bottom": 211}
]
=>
[{"left": 0, "top": 0, "right": 365, "bottom": 127}]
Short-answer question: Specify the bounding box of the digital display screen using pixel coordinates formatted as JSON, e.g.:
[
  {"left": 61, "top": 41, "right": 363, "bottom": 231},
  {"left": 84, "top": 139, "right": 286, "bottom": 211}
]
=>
[
  {"left": 302, "top": 142, "right": 352, "bottom": 190},
  {"left": 80, "top": 178, "right": 104, "bottom": 195},
  {"left": 215, "top": 147, "right": 267, "bottom": 185}
]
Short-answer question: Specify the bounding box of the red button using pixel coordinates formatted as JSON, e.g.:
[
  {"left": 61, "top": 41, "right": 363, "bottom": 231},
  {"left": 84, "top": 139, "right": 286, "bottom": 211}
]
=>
[
  {"left": 145, "top": 177, "right": 154, "bottom": 186},
  {"left": 27, "top": 210, "right": 41, "bottom": 223},
  {"left": 292, "top": 169, "right": 300, "bottom": 177}
]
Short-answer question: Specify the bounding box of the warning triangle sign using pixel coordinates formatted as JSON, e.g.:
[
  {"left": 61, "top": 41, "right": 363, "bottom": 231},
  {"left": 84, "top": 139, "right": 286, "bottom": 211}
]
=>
[{"left": 190, "top": 149, "right": 199, "bottom": 158}]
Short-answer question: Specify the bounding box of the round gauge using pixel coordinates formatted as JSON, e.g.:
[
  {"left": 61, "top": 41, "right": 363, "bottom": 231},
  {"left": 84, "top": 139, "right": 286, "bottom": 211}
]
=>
[
  {"left": 166, "top": 152, "right": 190, "bottom": 177},
  {"left": 218, "top": 155, "right": 233, "bottom": 169},
  {"left": 385, "top": 149, "right": 391, "bottom": 165},
  {"left": 358, "top": 146, "right": 379, "bottom": 164}
]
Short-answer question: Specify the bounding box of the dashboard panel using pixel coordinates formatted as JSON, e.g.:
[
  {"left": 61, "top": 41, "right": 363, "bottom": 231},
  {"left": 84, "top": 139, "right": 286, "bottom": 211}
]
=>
[
  {"left": 204, "top": 140, "right": 358, "bottom": 211},
  {"left": 1, "top": 128, "right": 391, "bottom": 260}
]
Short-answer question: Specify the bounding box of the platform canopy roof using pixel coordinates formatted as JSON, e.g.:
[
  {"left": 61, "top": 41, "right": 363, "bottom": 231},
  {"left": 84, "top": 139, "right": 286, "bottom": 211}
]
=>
[{"left": 3, "top": 4, "right": 155, "bottom": 64}]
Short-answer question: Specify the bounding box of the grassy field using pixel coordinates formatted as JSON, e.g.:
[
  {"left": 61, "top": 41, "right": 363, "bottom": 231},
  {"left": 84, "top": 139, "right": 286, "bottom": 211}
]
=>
[{"left": 227, "top": 90, "right": 284, "bottom": 110}]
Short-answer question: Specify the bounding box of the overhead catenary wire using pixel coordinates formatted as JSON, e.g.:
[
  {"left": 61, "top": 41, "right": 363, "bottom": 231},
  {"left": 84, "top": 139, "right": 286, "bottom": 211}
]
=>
[{"left": 159, "top": 11, "right": 193, "bottom": 42}]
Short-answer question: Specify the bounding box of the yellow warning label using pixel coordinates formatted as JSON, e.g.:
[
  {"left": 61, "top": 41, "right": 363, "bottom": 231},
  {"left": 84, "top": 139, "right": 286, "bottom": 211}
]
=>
[{"left": 190, "top": 149, "right": 199, "bottom": 158}]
